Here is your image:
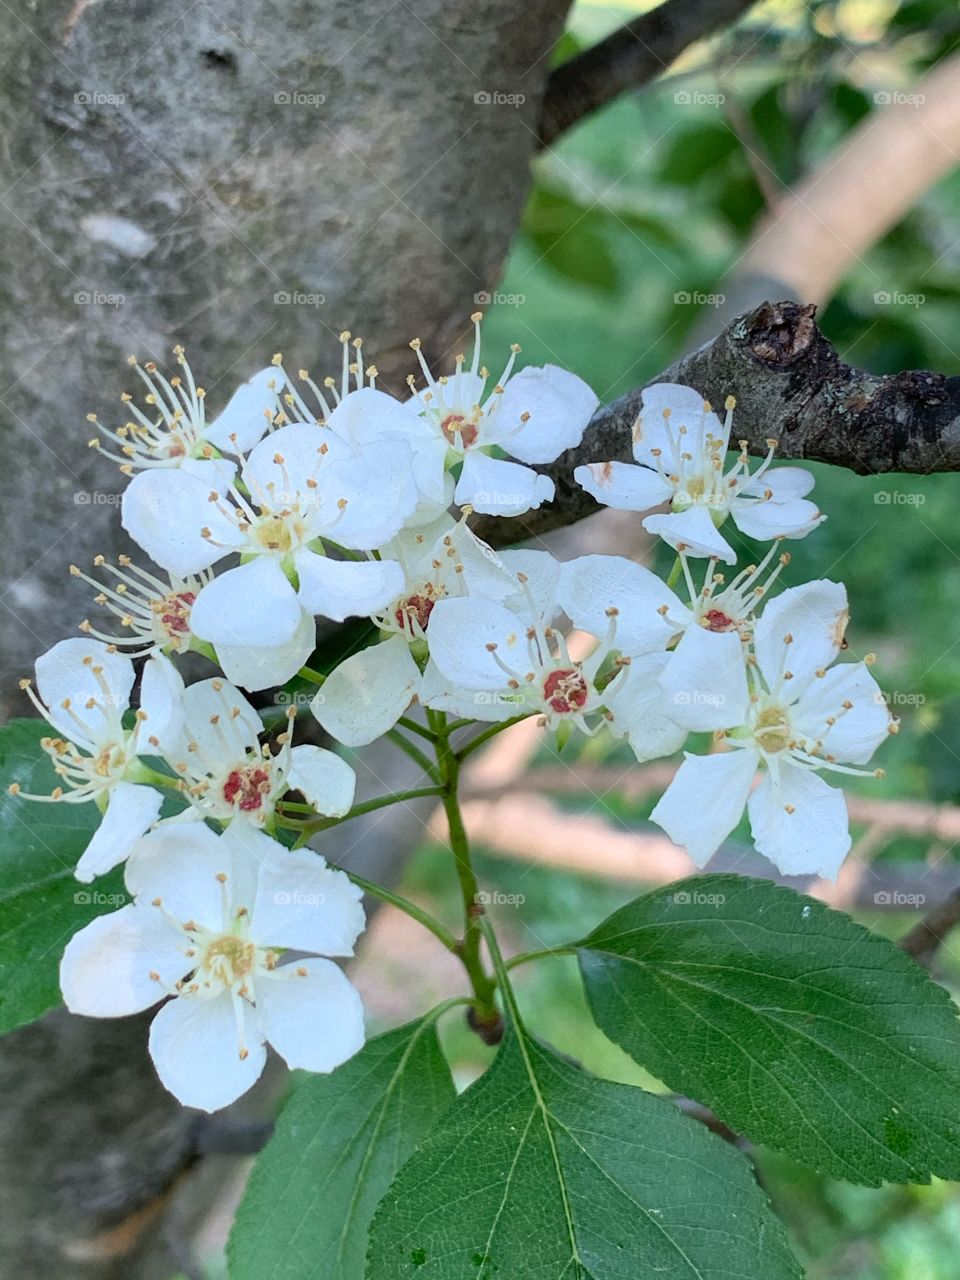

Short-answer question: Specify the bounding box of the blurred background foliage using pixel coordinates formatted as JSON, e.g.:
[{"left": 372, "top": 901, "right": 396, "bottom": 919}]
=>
[{"left": 418, "top": 0, "right": 960, "bottom": 1275}]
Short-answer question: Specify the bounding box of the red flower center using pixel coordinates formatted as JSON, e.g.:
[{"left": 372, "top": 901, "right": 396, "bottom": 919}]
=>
[
  {"left": 441, "top": 413, "right": 478, "bottom": 449},
  {"left": 704, "top": 608, "right": 735, "bottom": 632},
  {"left": 223, "top": 766, "right": 271, "bottom": 812},
  {"left": 395, "top": 593, "right": 436, "bottom": 635},
  {"left": 542, "top": 667, "right": 589, "bottom": 714},
  {"left": 158, "top": 590, "right": 196, "bottom": 636}
]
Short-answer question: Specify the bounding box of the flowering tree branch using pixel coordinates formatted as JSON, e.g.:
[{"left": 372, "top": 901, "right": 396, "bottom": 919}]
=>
[
  {"left": 474, "top": 300, "right": 960, "bottom": 548},
  {"left": 537, "top": 0, "right": 757, "bottom": 147}
]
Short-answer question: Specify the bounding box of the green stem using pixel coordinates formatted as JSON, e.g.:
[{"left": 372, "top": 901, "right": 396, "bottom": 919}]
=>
[
  {"left": 294, "top": 785, "right": 445, "bottom": 835},
  {"left": 505, "top": 946, "right": 574, "bottom": 971},
  {"left": 386, "top": 728, "right": 441, "bottom": 782},
  {"left": 296, "top": 666, "right": 327, "bottom": 686},
  {"left": 455, "top": 713, "right": 530, "bottom": 762},
  {"left": 396, "top": 716, "right": 437, "bottom": 743},
  {"left": 345, "top": 871, "right": 460, "bottom": 954},
  {"left": 665, "top": 554, "right": 683, "bottom": 590},
  {"left": 430, "top": 710, "right": 499, "bottom": 1026}
]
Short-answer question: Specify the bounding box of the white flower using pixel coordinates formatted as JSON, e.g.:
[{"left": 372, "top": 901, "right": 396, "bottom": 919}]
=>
[
  {"left": 651, "top": 596, "right": 894, "bottom": 878},
  {"left": 401, "top": 313, "right": 598, "bottom": 517},
  {"left": 60, "top": 823, "right": 366, "bottom": 1111},
  {"left": 424, "top": 554, "right": 678, "bottom": 745},
  {"left": 313, "top": 515, "right": 558, "bottom": 746},
  {"left": 168, "top": 677, "right": 355, "bottom": 824},
  {"left": 71, "top": 553, "right": 209, "bottom": 656},
  {"left": 575, "top": 383, "right": 824, "bottom": 562},
  {"left": 88, "top": 348, "right": 279, "bottom": 482},
  {"left": 11, "top": 639, "right": 184, "bottom": 881},
  {"left": 120, "top": 422, "right": 419, "bottom": 651}
]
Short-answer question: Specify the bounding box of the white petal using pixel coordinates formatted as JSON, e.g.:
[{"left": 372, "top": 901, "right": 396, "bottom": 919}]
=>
[
  {"left": 418, "top": 658, "right": 518, "bottom": 721},
  {"left": 427, "top": 597, "right": 526, "bottom": 690},
  {"left": 574, "top": 460, "right": 672, "bottom": 513},
  {"left": 125, "top": 822, "right": 244, "bottom": 928},
  {"left": 204, "top": 366, "right": 280, "bottom": 454},
  {"left": 138, "top": 653, "right": 185, "bottom": 754},
  {"left": 312, "top": 635, "right": 421, "bottom": 748},
  {"left": 179, "top": 456, "right": 238, "bottom": 489},
  {"left": 251, "top": 847, "right": 365, "bottom": 955},
  {"left": 35, "top": 638, "right": 135, "bottom": 746},
  {"left": 256, "top": 959, "right": 364, "bottom": 1073},
  {"left": 178, "top": 676, "right": 263, "bottom": 762},
  {"left": 121, "top": 468, "right": 240, "bottom": 577},
  {"left": 793, "top": 662, "right": 891, "bottom": 765},
  {"left": 320, "top": 440, "right": 419, "bottom": 548},
  {"left": 730, "top": 494, "right": 825, "bottom": 541},
  {"left": 293, "top": 550, "right": 404, "bottom": 623},
  {"left": 243, "top": 422, "right": 352, "bottom": 504},
  {"left": 190, "top": 559, "right": 302, "bottom": 647},
  {"left": 60, "top": 904, "right": 187, "bottom": 1016},
  {"left": 651, "top": 748, "right": 757, "bottom": 866},
  {"left": 494, "top": 365, "right": 598, "bottom": 464},
  {"left": 556, "top": 554, "right": 685, "bottom": 656},
  {"left": 603, "top": 651, "right": 687, "bottom": 762},
  {"left": 287, "top": 744, "right": 356, "bottom": 817},
  {"left": 748, "top": 766, "right": 850, "bottom": 879},
  {"left": 149, "top": 991, "right": 267, "bottom": 1111},
  {"left": 634, "top": 384, "right": 724, "bottom": 465},
  {"left": 739, "top": 466, "right": 815, "bottom": 500},
  {"left": 74, "top": 782, "right": 164, "bottom": 882},
  {"left": 455, "top": 451, "right": 554, "bottom": 517},
  {"left": 216, "top": 608, "right": 316, "bottom": 693},
  {"left": 658, "top": 626, "right": 749, "bottom": 731},
  {"left": 498, "top": 548, "right": 562, "bottom": 625},
  {"left": 326, "top": 385, "right": 415, "bottom": 446},
  {"left": 642, "top": 506, "right": 737, "bottom": 563},
  {"left": 754, "top": 580, "right": 849, "bottom": 689}
]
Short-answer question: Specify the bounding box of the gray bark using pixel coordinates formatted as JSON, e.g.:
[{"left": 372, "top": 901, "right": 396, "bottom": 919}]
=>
[{"left": 0, "top": 1, "right": 568, "bottom": 1274}]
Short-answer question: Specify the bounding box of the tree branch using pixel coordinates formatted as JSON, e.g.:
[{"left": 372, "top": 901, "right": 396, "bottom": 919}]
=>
[
  {"left": 899, "top": 889, "right": 960, "bottom": 968},
  {"left": 538, "top": 0, "right": 756, "bottom": 148},
  {"left": 474, "top": 300, "right": 960, "bottom": 549}
]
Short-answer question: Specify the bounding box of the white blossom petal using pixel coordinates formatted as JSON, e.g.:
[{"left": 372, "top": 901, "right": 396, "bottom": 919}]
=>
[
  {"left": 574, "top": 460, "right": 672, "bottom": 513},
  {"left": 603, "top": 651, "right": 687, "bottom": 762},
  {"left": 74, "top": 782, "right": 164, "bottom": 882},
  {"left": 216, "top": 608, "right": 316, "bottom": 693},
  {"left": 455, "top": 451, "right": 554, "bottom": 517},
  {"left": 793, "top": 662, "right": 891, "bottom": 765},
  {"left": 642, "top": 506, "right": 737, "bottom": 564},
  {"left": 427, "top": 597, "right": 527, "bottom": 690},
  {"left": 418, "top": 658, "right": 517, "bottom": 721},
  {"left": 634, "top": 383, "right": 723, "bottom": 465},
  {"left": 179, "top": 456, "right": 238, "bottom": 489},
  {"left": 35, "top": 638, "right": 135, "bottom": 746},
  {"left": 287, "top": 744, "right": 356, "bottom": 817},
  {"left": 498, "top": 549, "right": 562, "bottom": 625},
  {"left": 138, "top": 653, "right": 185, "bottom": 755},
  {"left": 177, "top": 677, "right": 263, "bottom": 761},
  {"left": 125, "top": 822, "right": 244, "bottom": 929},
  {"left": 494, "top": 365, "right": 597, "bottom": 463},
  {"left": 242, "top": 422, "right": 351, "bottom": 502},
  {"left": 190, "top": 558, "right": 303, "bottom": 647},
  {"left": 556, "top": 554, "right": 685, "bottom": 656},
  {"left": 651, "top": 748, "right": 758, "bottom": 866},
  {"left": 251, "top": 847, "right": 365, "bottom": 956},
  {"left": 754, "top": 580, "right": 849, "bottom": 689},
  {"left": 312, "top": 635, "right": 421, "bottom": 748},
  {"left": 256, "top": 959, "right": 364, "bottom": 1073},
  {"left": 292, "top": 550, "right": 404, "bottom": 623},
  {"left": 60, "top": 904, "right": 187, "bottom": 1016},
  {"left": 658, "top": 626, "right": 750, "bottom": 731},
  {"left": 730, "top": 494, "right": 825, "bottom": 541},
  {"left": 121, "top": 468, "right": 240, "bottom": 577},
  {"left": 324, "top": 439, "right": 420, "bottom": 548},
  {"left": 204, "top": 367, "right": 279, "bottom": 454},
  {"left": 149, "top": 990, "right": 267, "bottom": 1111},
  {"left": 739, "top": 466, "right": 815, "bottom": 501},
  {"left": 748, "top": 766, "right": 850, "bottom": 879}
]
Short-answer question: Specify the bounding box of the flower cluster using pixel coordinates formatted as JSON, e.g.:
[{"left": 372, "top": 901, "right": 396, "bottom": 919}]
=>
[{"left": 11, "top": 324, "right": 894, "bottom": 1110}]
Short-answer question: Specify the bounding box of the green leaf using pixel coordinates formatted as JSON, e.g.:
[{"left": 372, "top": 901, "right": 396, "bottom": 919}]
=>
[
  {"left": 228, "top": 1015, "right": 456, "bottom": 1280},
  {"left": 368, "top": 951, "right": 799, "bottom": 1277},
  {"left": 657, "top": 123, "right": 738, "bottom": 186},
  {"left": 0, "top": 718, "right": 122, "bottom": 1035},
  {"left": 577, "top": 874, "right": 960, "bottom": 1185},
  {"left": 523, "top": 188, "right": 618, "bottom": 291}
]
